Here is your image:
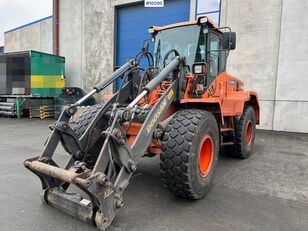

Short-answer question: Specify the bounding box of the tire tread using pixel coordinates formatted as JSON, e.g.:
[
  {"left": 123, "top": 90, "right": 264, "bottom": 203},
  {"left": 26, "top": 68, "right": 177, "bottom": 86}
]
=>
[
  {"left": 228, "top": 105, "right": 255, "bottom": 158},
  {"left": 73, "top": 105, "right": 102, "bottom": 139},
  {"left": 160, "top": 110, "right": 215, "bottom": 199}
]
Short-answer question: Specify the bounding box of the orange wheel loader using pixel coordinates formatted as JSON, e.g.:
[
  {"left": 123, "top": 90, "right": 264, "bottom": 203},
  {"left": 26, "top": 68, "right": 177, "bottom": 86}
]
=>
[{"left": 24, "top": 16, "right": 260, "bottom": 230}]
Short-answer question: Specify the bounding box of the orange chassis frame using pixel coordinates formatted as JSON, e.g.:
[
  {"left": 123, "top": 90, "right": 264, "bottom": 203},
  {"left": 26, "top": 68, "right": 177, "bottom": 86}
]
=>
[{"left": 121, "top": 71, "right": 260, "bottom": 156}]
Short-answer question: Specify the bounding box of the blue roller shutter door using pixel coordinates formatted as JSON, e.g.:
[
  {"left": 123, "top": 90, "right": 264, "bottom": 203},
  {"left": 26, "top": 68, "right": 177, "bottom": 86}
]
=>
[{"left": 116, "top": 0, "right": 190, "bottom": 90}]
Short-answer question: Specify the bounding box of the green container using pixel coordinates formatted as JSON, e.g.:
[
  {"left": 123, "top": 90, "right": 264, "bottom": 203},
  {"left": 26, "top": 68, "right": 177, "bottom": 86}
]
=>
[
  {"left": 30, "top": 51, "right": 65, "bottom": 76},
  {"left": 0, "top": 50, "right": 65, "bottom": 97},
  {"left": 30, "top": 51, "right": 65, "bottom": 97}
]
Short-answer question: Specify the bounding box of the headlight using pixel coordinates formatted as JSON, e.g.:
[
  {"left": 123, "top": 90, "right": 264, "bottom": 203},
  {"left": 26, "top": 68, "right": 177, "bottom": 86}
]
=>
[{"left": 193, "top": 63, "right": 207, "bottom": 75}]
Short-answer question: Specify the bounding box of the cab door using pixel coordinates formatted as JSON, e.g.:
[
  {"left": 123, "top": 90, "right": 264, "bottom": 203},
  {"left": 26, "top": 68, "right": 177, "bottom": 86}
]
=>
[{"left": 208, "top": 31, "right": 234, "bottom": 113}]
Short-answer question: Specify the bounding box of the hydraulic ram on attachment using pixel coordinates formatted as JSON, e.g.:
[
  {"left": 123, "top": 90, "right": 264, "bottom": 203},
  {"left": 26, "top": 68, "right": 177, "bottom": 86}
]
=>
[{"left": 76, "top": 59, "right": 136, "bottom": 106}]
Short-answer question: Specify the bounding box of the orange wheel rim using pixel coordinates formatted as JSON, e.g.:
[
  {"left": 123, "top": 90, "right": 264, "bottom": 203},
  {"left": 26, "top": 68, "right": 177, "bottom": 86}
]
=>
[
  {"left": 199, "top": 135, "right": 214, "bottom": 177},
  {"left": 245, "top": 120, "right": 253, "bottom": 145}
]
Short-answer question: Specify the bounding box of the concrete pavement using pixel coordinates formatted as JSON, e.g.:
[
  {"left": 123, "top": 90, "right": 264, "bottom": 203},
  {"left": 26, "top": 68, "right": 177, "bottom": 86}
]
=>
[{"left": 0, "top": 118, "right": 307, "bottom": 231}]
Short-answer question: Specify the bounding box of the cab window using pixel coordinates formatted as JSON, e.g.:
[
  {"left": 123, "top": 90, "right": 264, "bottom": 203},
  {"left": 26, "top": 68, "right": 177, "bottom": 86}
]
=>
[
  {"left": 209, "top": 33, "right": 220, "bottom": 78},
  {"left": 195, "top": 29, "right": 206, "bottom": 63}
]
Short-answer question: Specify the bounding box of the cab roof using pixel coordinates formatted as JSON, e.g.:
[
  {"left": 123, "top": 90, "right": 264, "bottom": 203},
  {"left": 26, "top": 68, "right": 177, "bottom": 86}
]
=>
[{"left": 149, "top": 16, "right": 221, "bottom": 33}]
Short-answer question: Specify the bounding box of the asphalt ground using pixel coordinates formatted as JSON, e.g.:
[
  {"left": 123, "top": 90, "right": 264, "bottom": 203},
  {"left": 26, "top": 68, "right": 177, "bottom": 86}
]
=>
[{"left": 0, "top": 117, "right": 307, "bottom": 231}]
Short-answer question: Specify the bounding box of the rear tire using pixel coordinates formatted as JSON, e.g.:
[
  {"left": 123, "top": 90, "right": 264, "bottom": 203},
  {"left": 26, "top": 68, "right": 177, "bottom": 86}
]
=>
[
  {"left": 224, "top": 105, "right": 256, "bottom": 158},
  {"left": 160, "top": 110, "right": 219, "bottom": 199}
]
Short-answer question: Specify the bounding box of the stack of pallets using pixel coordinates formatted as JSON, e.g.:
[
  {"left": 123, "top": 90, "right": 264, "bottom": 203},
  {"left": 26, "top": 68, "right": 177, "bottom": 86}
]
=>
[{"left": 30, "top": 105, "right": 55, "bottom": 119}]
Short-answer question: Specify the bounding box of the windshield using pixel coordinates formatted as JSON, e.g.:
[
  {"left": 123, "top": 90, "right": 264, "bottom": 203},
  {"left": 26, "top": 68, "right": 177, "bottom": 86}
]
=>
[{"left": 154, "top": 25, "right": 201, "bottom": 70}]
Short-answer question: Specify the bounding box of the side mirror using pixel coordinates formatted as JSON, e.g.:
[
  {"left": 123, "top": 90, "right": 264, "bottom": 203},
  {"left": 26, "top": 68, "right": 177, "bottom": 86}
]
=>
[{"left": 222, "top": 32, "right": 236, "bottom": 50}]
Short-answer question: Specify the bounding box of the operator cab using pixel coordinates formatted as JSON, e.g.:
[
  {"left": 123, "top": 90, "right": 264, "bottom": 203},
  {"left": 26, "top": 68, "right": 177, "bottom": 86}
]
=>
[{"left": 149, "top": 16, "right": 236, "bottom": 97}]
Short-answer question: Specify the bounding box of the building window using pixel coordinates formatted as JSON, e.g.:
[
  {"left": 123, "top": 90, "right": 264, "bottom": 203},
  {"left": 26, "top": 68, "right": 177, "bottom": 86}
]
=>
[{"left": 196, "top": 0, "right": 221, "bottom": 26}]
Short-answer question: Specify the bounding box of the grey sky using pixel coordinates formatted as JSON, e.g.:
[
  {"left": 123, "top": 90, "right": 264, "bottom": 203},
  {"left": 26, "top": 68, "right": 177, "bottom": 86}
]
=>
[{"left": 0, "top": 0, "right": 52, "bottom": 46}]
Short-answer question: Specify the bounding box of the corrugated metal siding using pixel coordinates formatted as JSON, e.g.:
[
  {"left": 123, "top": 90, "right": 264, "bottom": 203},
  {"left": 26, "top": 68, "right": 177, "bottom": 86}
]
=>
[{"left": 30, "top": 51, "right": 65, "bottom": 97}]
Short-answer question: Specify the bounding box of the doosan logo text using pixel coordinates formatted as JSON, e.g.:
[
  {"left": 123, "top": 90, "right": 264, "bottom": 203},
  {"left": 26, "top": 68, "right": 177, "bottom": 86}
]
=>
[{"left": 144, "top": 0, "right": 164, "bottom": 7}]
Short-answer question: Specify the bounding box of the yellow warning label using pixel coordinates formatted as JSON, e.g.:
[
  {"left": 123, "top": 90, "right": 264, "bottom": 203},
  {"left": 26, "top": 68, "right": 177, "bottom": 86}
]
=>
[{"left": 167, "top": 89, "right": 174, "bottom": 100}]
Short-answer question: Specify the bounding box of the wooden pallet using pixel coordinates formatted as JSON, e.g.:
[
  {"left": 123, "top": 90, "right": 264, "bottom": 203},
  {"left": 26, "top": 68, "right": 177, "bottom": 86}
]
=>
[{"left": 30, "top": 105, "right": 55, "bottom": 119}]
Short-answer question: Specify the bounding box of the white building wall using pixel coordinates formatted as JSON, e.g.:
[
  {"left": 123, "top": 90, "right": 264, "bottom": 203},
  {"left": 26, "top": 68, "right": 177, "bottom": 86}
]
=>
[
  {"left": 58, "top": 0, "right": 114, "bottom": 95},
  {"left": 58, "top": 0, "right": 83, "bottom": 88},
  {"left": 216, "top": 0, "right": 308, "bottom": 133},
  {"left": 219, "top": 0, "right": 281, "bottom": 130},
  {"left": 4, "top": 17, "right": 53, "bottom": 54},
  {"left": 273, "top": 0, "right": 308, "bottom": 133},
  {"left": 4, "top": 30, "right": 21, "bottom": 52}
]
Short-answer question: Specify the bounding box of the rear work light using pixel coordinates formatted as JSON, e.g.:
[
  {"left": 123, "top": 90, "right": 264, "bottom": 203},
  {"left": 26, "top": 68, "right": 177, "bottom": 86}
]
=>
[
  {"left": 193, "top": 63, "right": 207, "bottom": 75},
  {"left": 199, "top": 17, "right": 208, "bottom": 24}
]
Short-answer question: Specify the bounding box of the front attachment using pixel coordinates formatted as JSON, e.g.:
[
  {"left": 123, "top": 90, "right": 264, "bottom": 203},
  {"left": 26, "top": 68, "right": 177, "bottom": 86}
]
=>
[
  {"left": 24, "top": 157, "right": 120, "bottom": 230},
  {"left": 24, "top": 54, "right": 183, "bottom": 230}
]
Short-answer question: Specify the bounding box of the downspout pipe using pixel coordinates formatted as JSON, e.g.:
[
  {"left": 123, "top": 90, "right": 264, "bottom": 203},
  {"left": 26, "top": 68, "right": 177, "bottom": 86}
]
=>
[{"left": 53, "top": 0, "right": 59, "bottom": 55}]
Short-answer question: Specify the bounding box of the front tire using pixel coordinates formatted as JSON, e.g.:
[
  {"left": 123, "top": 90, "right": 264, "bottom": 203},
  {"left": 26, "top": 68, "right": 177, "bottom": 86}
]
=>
[
  {"left": 160, "top": 110, "right": 219, "bottom": 199},
  {"left": 73, "top": 105, "right": 102, "bottom": 139}
]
